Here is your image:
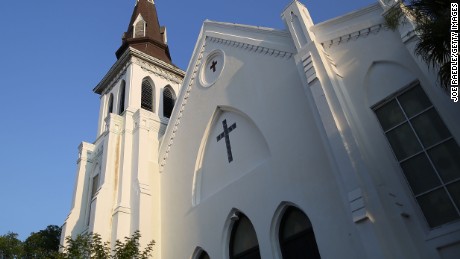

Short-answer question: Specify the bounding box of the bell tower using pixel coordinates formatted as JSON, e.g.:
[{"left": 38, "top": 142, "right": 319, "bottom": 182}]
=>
[{"left": 61, "top": 0, "right": 185, "bottom": 257}]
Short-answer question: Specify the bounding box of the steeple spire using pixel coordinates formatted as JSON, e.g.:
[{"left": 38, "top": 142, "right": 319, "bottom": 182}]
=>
[{"left": 116, "top": 0, "right": 172, "bottom": 64}]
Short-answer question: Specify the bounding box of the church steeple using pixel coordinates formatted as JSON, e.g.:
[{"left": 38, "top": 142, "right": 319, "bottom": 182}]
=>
[{"left": 116, "top": 0, "right": 172, "bottom": 64}]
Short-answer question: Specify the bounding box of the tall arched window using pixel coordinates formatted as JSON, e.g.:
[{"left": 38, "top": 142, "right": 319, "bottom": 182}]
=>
[
  {"left": 279, "top": 207, "right": 321, "bottom": 259},
  {"left": 118, "top": 81, "right": 126, "bottom": 115},
  {"left": 141, "top": 79, "right": 154, "bottom": 112},
  {"left": 230, "top": 213, "right": 261, "bottom": 259},
  {"left": 107, "top": 93, "right": 114, "bottom": 116},
  {"left": 197, "top": 250, "right": 210, "bottom": 259},
  {"left": 291, "top": 12, "right": 308, "bottom": 47},
  {"left": 163, "top": 86, "right": 176, "bottom": 118}
]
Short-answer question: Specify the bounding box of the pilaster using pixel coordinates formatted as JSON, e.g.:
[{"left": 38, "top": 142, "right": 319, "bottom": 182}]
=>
[
  {"left": 92, "top": 113, "right": 123, "bottom": 242},
  {"left": 61, "top": 142, "right": 95, "bottom": 241},
  {"left": 283, "top": 2, "right": 392, "bottom": 258},
  {"left": 130, "top": 108, "right": 162, "bottom": 257}
]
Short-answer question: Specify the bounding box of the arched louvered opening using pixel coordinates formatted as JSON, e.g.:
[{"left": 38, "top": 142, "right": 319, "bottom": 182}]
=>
[
  {"left": 279, "top": 207, "right": 321, "bottom": 259},
  {"left": 163, "top": 86, "right": 176, "bottom": 118},
  {"left": 230, "top": 213, "right": 261, "bottom": 259},
  {"left": 107, "top": 93, "right": 114, "bottom": 116},
  {"left": 141, "top": 79, "right": 154, "bottom": 112},
  {"left": 134, "top": 15, "right": 146, "bottom": 38},
  {"left": 118, "top": 81, "right": 126, "bottom": 115}
]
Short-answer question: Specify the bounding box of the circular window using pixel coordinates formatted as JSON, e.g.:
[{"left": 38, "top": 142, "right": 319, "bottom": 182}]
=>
[{"left": 200, "top": 49, "right": 225, "bottom": 87}]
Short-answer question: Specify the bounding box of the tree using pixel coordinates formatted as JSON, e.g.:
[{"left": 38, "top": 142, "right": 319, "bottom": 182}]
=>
[
  {"left": 23, "top": 225, "right": 62, "bottom": 259},
  {"left": 60, "top": 231, "right": 154, "bottom": 259},
  {"left": 0, "top": 232, "right": 23, "bottom": 259},
  {"left": 59, "top": 233, "right": 109, "bottom": 259},
  {"left": 384, "top": 0, "right": 450, "bottom": 90},
  {"left": 112, "top": 231, "right": 154, "bottom": 259}
]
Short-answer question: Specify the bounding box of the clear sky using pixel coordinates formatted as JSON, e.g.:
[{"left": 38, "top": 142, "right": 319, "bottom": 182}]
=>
[{"left": 0, "top": 0, "right": 376, "bottom": 240}]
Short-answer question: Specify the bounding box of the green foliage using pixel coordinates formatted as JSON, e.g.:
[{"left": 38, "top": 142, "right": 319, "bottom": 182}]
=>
[
  {"left": 60, "top": 231, "right": 154, "bottom": 259},
  {"left": 0, "top": 226, "right": 153, "bottom": 259},
  {"left": 384, "top": 0, "right": 451, "bottom": 90},
  {"left": 112, "top": 231, "right": 154, "bottom": 259},
  {"left": 23, "top": 225, "right": 62, "bottom": 259},
  {"left": 60, "top": 234, "right": 92, "bottom": 258},
  {"left": 0, "top": 232, "right": 23, "bottom": 258}
]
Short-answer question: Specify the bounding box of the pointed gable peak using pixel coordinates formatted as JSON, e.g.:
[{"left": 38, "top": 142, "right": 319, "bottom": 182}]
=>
[{"left": 116, "top": 0, "right": 172, "bottom": 64}]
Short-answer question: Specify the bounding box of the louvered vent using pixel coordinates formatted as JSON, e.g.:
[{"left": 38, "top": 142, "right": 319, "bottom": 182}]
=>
[
  {"left": 141, "top": 80, "right": 154, "bottom": 112},
  {"left": 163, "top": 87, "right": 175, "bottom": 118}
]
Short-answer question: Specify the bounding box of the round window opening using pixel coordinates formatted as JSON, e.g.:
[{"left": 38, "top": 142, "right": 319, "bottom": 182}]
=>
[{"left": 200, "top": 50, "right": 225, "bottom": 87}]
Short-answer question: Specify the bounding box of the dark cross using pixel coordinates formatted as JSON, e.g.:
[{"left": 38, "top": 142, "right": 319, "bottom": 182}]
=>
[
  {"left": 216, "top": 119, "right": 237, "bottom": 163},
  {"left": 210, "top": 60, "right": 218, "bottom": 72}
]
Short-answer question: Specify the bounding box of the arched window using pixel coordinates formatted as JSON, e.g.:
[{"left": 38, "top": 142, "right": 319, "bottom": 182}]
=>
[
  {"left": 163, "top": 86, "right": 176, "bottom": 118},
  {"left": 279, "top": 207, "right": 321, "bottom": 259},
  {"left": 197, "top": 250, "right": 210, "bottom": 259},
  {"left": 118, "top": 81, "right": 126, "bottom": 115},
  {"left": 107, "top": 93, "right": 114, "bottom": 115},
  {"left": 230, "top": 213, "right": 261, "bottom": 259},
  {"left": 141, "top": 79, "right": 154, "bottom": 112}
]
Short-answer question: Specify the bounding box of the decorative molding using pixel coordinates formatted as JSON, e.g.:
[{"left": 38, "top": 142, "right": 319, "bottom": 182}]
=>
[
  {"left": 348, "top": 188, "right": 369, "bottom": 223},
  {"left": 77, "top": 142, "right": 95, "bottom": 164},
  {"left": 94, "top": 47, "right": 185, "bottom": 95},
  {"left": 301, "top": 52, "right": 317, "bottom": 84},
  {"left": 320, "top": 48, "right": 342, "bottom": 78},
  {"left": 132, "top": 56, "right": 183, "bottom": 84},
  {"left": 103, "top": 65, "right": 129, "bottom": 96},
  {"left": 207, "top": 36, "right": 294, "bottom": 59},
  {"left": 159, "top": 40, "right": 207, "bottom": 172},
  {"left": 84, "top": 143, "right": 103, "bottom": 165},
  {"left": 138, "top": 183, "right": 151, "bottom": 195},
  {"left": 112, "top": 205, "right": 131, "bottom": 216},
  {"left": 132, "top": 109, "right": 165, "bottom": 133},
  {"left": 321, "top": 24, "right": 384, "bottom": 49},
  {"left": 105, "top": 114, "right": 124, "bottom": 135},
  {"left": 96, "top": 59, "right": 131, "bottom": 96},
  {"left": 401, "top": 29, "right": 416, "bottom": 43}
]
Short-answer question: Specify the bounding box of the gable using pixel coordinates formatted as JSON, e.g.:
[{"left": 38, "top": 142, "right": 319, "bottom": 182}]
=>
[{"left": 159, "top": 21, "right": 297, "bottom": 172}]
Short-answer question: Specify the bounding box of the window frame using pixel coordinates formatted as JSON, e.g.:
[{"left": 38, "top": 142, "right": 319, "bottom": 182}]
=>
[
  {"left": 278, "top": 206, "right": 321, "bottom": 259},
  {"left": 163, "top": 86, "right": 176, "bottom": 119},
  {"left": 107, "top": 93, "right": 114, "bottom": 116},
  {"left": 118, "top": 81, "right": 126, "bottom": 115},
  {"left": 229, "top": 213, "right": 261, "bottom": 259},
  {"left": 141, "top": 78, "right": 155, "bottom": 112},
  {"left": 372, "top": 81, "right": 460, "bottom": 229}
]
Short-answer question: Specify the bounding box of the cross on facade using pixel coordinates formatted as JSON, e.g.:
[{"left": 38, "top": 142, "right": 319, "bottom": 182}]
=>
[
  {"left": 210, "top": 60, "right": 218, "bottom": 72},
  {"left": 216, "top": 119, "right": 237, "bottom": 163}
]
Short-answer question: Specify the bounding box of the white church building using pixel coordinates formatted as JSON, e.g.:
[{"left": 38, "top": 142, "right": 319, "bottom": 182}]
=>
[{"left": 61, "top": 0, "right": 460, "bottom": 258}]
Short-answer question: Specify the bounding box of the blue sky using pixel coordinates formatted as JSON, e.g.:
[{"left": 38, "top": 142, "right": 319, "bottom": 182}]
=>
[{"left": 0, "top": 0, "right": 376, "bottom": 240}]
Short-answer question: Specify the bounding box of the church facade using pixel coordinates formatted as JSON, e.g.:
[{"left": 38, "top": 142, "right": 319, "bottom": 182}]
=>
[{"left": 61, "top": 1, "right": 460, "bottom": 258}]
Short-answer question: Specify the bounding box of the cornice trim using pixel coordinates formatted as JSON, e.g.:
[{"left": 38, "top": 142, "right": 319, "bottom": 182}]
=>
[
  {"left": 321, "top": 24, "right": 384, "bottom": 49},
  {"left": 159, "top": 40, "right": 207, "bottom": 172},
  {"left": 132, "top": 56, "right": 184, "bottom": 84},
  {"left": 94, "top": 47, "right": 185, "bottom": 95},
  {"left": 207, "top": 36, "right": 294, "bottom": 59}
]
